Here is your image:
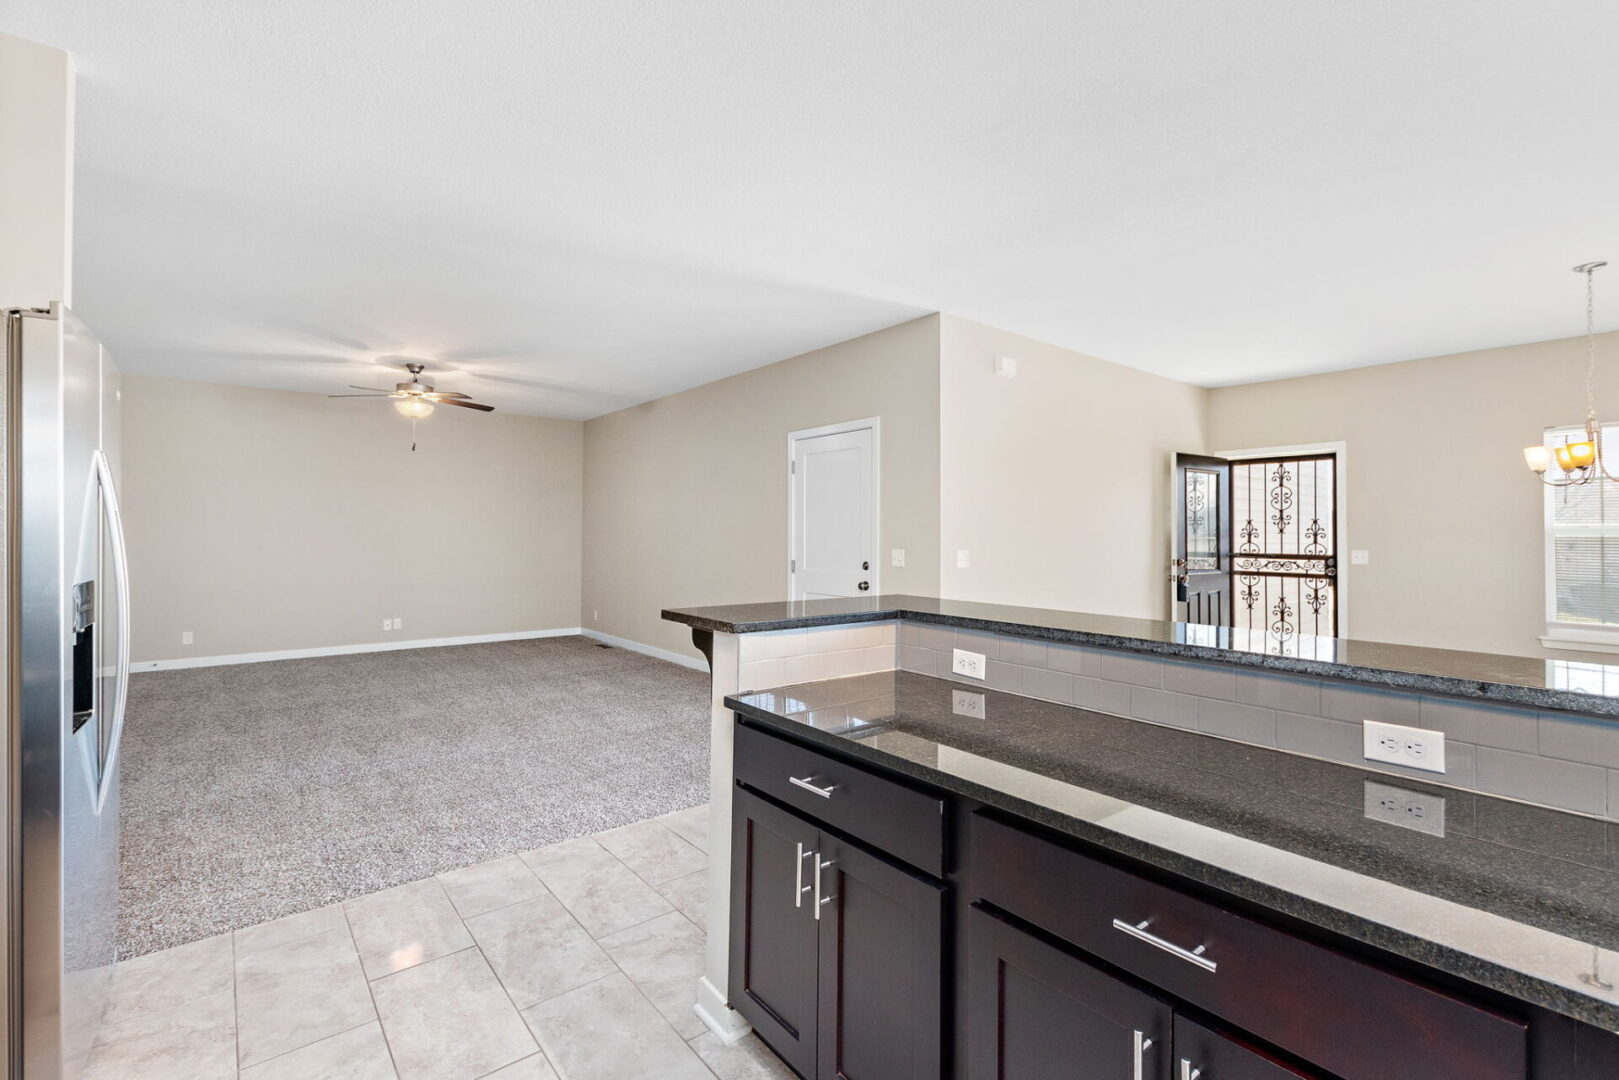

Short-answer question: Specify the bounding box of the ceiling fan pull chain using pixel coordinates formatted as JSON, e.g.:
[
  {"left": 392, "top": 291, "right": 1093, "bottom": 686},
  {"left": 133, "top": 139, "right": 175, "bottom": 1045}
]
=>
[{"left": 411, "top": 416, "right": 418, "bottom": 452}]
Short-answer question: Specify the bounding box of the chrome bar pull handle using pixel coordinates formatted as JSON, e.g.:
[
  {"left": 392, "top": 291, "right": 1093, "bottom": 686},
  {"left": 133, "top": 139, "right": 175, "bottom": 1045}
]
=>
[
  {"left": 1112, "top": 918, "right": 1218, "bottom": 973},
  {"left": 789, "top": 775, "right": 836, "bottom": 798},
  {"left": 1180, "top": 1060, "right": 1202, "bottom": 1080},
  {"left": 814, "top": 857, "right": 834, "bottom": 920},
  {"left": 794, "top": 844, "right": 815, "bottom": 908},
  {"left": 1132, "top": 1031, "right": 1154, "bottom": 1080}
]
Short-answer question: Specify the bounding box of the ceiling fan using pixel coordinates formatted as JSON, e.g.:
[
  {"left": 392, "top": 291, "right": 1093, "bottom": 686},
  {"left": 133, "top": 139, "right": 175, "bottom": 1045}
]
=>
[{"left": 330, "top": 362, "right": 495, "bottom": 418}]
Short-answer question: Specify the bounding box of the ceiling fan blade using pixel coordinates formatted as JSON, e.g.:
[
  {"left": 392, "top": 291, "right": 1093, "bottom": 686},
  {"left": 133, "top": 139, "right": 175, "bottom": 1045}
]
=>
[
  {"left": 348, "top": 385, "right": 397, "bottom": 393},
  {"left": 424, "top": 391, "right": 470, "bottom": 400},
  {"left": 435, "top": 398, "right": 495, "bottom": 412},
  {"left": 328, "top": 393, "right": 393, "bottom": 398}
]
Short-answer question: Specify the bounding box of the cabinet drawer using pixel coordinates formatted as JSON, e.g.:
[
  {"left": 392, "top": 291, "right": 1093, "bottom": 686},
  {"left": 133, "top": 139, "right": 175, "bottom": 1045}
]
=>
[
  {"left": 735, "top": 722, "right": 946, "bottom": 877},
  {"left": 967, "top": 812, "right": 1527, "bottom": 1080}
]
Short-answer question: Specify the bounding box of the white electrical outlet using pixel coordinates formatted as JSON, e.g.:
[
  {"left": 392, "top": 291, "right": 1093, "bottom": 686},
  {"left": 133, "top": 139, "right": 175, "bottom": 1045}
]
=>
[
  {"left": 952, "top": 648, "right": 986, "bottom": 680},
  {"left": 1363, "top": 719, "right": 1446, "bottom": 773},
  {"left": 1363, "top": 779, "right": 1447, "bottom": 837},
  {"left": 395, "top": 618, "right": 403, "bottom": 631},
  {"left": 891, "top": 549, "right": 906, "bottom": 567},
  {"left": 181, "top": 631, "right": 194, "bottom": 645},
  {"left": 956, "top": 549, "right": 971, "bottom": 569},
  {"left": 382, "top": 618, "right": 392, "bottom": 631},
  {"left": 952, "top": 690, "right": 986, "bottom": 718},
  {"left": 1351, "top": 550, "right": 1370, "bottom": 565},
  {"left": 593, "top": 609, "right": 599, "bottom": 621}
]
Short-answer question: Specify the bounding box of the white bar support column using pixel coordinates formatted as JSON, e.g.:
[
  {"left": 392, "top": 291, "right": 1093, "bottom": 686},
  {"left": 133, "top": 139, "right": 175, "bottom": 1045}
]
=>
[{"left": 694, "top": 630, "right": 752, "bottom": 1044}]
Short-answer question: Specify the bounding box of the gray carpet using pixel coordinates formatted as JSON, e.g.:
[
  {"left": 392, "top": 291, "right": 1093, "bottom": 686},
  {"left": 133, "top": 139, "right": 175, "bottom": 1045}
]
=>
[{"left": 118, "top": 636, "right": 709, "bottom": 958}]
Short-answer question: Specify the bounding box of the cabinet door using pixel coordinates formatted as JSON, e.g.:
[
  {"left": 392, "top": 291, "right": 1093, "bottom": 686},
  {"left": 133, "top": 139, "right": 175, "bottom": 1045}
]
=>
[
  {"left": 966, "top": 905, "right": 1171, "bottom": 1080},
  {"left": 814, "top": 832, "right": 944, "bottom": 1080},
  {"left": 732, "top": 787, "right": 822, "bottom": 1079},
  {"left": 1173, "top": 1016, "right": 1327, "bottom": 1079}
]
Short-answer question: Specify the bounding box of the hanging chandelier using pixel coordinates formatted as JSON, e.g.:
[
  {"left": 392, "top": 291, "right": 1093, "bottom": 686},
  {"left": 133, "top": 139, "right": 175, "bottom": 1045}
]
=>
[{"left": 1524, "top": 261, "right": 1614, "bottom": 485}]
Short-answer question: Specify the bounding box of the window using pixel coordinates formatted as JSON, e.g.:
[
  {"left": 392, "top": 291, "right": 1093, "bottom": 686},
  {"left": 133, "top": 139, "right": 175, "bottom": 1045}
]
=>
[{"left": 1542, "top": 423, "right": 1619, "bottom": 651}]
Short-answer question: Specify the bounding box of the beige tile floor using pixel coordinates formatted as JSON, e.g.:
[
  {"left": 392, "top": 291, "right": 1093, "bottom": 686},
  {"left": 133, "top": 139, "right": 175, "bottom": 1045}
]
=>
[{"left": 85, "top": 804, "right": 796, "bottom": 1080}]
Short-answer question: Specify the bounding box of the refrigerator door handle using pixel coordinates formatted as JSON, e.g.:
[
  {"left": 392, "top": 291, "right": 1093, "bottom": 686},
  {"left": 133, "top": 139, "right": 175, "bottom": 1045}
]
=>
[{"left": 92, "top": 449, "right": 131, "bottom": 813}]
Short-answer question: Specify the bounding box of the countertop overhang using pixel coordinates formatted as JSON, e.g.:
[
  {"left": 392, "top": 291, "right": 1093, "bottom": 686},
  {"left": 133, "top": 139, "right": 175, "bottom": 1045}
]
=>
[
  {"left": 726, "top": 670, "right": 1619, "bottom": 1032},
  {"left": 665, "top": 594, "right": 1619, "bottom": 717}
]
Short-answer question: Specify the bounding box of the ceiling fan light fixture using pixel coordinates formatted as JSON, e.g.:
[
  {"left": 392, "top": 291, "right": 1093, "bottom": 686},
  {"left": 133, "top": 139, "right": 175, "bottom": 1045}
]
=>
[{"left": 395, "top": 396, "right": 434, "bottom": 419}]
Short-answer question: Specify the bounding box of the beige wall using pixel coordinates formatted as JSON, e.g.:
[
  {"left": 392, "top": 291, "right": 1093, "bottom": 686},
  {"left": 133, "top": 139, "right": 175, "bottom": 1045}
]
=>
[
  {"left": 583, "top": 315, "right": 942, "bottom": 660},
  {"left": 1208, "top": 331, "right": 1619, "bottom": 658},
  {"left": 122, "top": 376, "right": 583, "bottom": 662},
  {"left": 0, "top": 34, "right": 74, "bottom": 309},
  {"left": 938, "top": 315, "right": 1209, "bottom": 617}
]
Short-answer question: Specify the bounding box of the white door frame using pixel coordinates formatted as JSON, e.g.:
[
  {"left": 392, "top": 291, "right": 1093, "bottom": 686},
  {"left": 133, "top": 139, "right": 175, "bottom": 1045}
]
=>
[
  {"left": 1211, "top": 440, "right": 1350, "bottom": 637},
  {"left": 787, "top": 417, "right": 881, "bottom": 600}
]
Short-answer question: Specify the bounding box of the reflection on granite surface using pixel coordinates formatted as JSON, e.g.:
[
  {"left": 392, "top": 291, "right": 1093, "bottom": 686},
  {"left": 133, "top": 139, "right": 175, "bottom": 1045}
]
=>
[
  {"left": 729, "top": 670, "right": 1619, "bottom": 1031},
  {"left": 666, "top": 594, "right": 1619, "bottom": 715}
]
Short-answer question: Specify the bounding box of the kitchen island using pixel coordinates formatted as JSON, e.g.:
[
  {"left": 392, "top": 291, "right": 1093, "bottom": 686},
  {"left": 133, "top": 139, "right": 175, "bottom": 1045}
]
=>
[{"left": 662, "top": 596, "right": 1619, "bottom": 1077}]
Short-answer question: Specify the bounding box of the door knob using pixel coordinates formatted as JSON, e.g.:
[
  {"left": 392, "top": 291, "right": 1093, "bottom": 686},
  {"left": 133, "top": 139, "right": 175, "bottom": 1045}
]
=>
[{"left": 857, "top": 581, "right": 870, "bottom": 591}]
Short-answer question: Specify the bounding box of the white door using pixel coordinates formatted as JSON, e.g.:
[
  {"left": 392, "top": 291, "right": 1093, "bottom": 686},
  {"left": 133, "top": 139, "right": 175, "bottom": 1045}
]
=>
[{"left": 790, "top": 422, "right": 877, "bottom": 600}]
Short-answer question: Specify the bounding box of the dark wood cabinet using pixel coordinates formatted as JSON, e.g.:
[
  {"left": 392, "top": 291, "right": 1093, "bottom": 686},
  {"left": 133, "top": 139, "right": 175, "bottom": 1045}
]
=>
[
  {"left": 734, "top": 717, "right": 1612, "bottom": 1080},
  {"left": 815, "top": 832, "right": 944, "bottom": 1080},
  {"left": 1173, "top": 1016, "right": 1326, "bottom": 1080},
  {"left": 731, "top": 785, "right": 944, "bottom": 1080},
  {"left": 731, "top": 786, "right": 822, "bottom": 1079},
  {"left": 966, "top": 904, "right": 1171, "bottom": 1080}
]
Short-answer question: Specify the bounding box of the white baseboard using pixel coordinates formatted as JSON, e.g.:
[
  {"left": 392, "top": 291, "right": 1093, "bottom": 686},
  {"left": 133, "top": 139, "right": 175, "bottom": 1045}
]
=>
[
  {"left": 580, "top": 629, "right": 707, "bottom": 671},
  {"left": 693, "top": 976, "right": 752, "bottom": 1045},
  {"left": 132, "top": 627, "right": 585, "bottom": 672}
]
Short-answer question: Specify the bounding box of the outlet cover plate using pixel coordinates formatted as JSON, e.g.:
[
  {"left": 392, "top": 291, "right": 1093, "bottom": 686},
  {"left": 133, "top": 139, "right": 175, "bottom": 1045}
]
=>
[
  {"left": 1363, "top": 779, "right": 1446, "bottom": 837},
  {"left": 1363, "top": 719, "right": 1446, "bottom": 773},
  {"left": 952, "top": 648, "right": 986, "bottom": 680}
]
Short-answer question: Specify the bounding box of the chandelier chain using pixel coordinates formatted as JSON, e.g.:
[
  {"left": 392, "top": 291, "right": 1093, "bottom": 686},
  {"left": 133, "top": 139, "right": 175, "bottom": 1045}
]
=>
[{"left": 1589, "top": 264, "right": 1599, "bottom": 423}]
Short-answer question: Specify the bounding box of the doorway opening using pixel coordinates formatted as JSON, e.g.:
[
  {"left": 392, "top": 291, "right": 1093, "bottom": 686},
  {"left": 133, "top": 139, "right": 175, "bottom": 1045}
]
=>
[
  {"left": 788, "top": 418, "right": 880, "bottom": 601},
  {"left": 1173, "top": 444, "right": 1346, "bottom": 639}
]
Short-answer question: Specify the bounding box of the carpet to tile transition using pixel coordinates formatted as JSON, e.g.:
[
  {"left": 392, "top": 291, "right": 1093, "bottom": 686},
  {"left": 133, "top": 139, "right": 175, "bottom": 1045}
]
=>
[{"left": 117, "top": 636, "right": 710, "bottom": 958}]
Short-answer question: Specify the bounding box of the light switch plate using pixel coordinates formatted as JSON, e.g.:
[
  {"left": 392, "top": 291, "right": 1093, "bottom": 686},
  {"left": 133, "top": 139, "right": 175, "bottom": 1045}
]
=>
[
  {"left": 1363, "top": 719, "right": 1446, "bottom": 773},
  {"left": 956, "top": 549, "right": 971, "bottom": 569},
  {"left": 891, "top": 549, "right": 906, "bottom": 567},
  {"left": 1363, "top": 779, "right": 1446, "bottom": 837},
  {"left": 952, "top": 648, "right": 986, "bottom": 680},
  {"left": 1351, "top": 550, "right": 1370, "bottom": 565},
  {"left": 952, "top": 690, "right": 986, "bottom": 718}
]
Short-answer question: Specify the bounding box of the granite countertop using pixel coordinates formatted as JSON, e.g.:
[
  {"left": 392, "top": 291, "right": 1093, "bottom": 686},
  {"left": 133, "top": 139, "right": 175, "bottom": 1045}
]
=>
[
  {"left": 666, "top": 593, "right": 1619, "bottom": 717},
  {"left": 727, "top": 669, "right": 1619, "bottom": 1032}
]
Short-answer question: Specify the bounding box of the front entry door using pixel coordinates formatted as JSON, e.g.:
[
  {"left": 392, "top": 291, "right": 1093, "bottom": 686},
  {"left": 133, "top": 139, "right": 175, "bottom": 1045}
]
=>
[
  {"left": 1173, "top": 453, "right": 1232, "bottom": 627},
  {"left": 790, "top": 422, "right": 876, "bottom": 600}
]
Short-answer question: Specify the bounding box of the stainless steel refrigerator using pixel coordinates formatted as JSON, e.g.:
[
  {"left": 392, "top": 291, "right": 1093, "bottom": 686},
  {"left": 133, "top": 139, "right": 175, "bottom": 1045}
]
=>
[{"left": 6, "top": 303, "right": 129, "bottom": 1079}]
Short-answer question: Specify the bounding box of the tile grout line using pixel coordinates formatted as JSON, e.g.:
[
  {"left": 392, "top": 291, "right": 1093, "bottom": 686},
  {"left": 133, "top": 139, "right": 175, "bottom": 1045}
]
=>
[{"left": 342, "top": 898, "right": 404, "bottom": 1080}]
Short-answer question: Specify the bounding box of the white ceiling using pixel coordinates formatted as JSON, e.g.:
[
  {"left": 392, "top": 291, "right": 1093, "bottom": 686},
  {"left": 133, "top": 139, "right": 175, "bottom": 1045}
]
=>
[{"left": 12, "top": 1, "right": 1619, "bottom": 419}]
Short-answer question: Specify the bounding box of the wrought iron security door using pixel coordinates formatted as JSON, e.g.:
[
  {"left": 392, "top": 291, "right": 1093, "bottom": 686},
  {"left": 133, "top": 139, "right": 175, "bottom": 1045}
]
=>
[{"left": 1231, "top": 454, "right": 1338, "bottom": 638}]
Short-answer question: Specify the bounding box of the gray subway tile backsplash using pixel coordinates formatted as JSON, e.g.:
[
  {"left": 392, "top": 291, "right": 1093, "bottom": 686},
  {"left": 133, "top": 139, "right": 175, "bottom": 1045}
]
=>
[
  {"left": 1538, "top": 712, "right": 1619, "bottom": 769},
  {"left": 1274, "top": 711, "right": 1361, "bottom": 762},
  {"left": 1418, "top": 696, "right": 1538, "bottom": 753},
  {"left": 1100, "top": 652, "right": 1163, "bottom": 688},
  {"left": 890, "top": 626, "right": 1619, "bottom": 820},
  {"left": 1475, "top": 747, "right": 1608, "bottom": 817},
  {"left": 1164, "top": 661, "right": 1237, "bottom": 701},
  {"left": 1021, "top": 666, "right": 1074, "bottom": 705},
  {"left": 1198, "top": 698, "right": 1277, "bottom": 745},
  {"left": 1234, "top": 670, "right": 1321, "bottom": 714},
  {"left": 1318, "top": 682, "right": 1420, "bottom": 726},
  {"left": 1072, "top": 675, "right": 1133, "bottom": 715},
  {"left": 1047, "top": 642, "right": 1101, "bottom": 677},
  {"left": 1130, "top": 686, "right": 1198, "bottom": 729}
]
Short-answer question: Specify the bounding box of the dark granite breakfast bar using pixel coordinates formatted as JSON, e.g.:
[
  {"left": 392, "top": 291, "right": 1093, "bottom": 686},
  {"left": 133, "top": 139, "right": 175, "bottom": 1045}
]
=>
[{"left": 664, "top": 593, "right": 1619, "bottom": 717}]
